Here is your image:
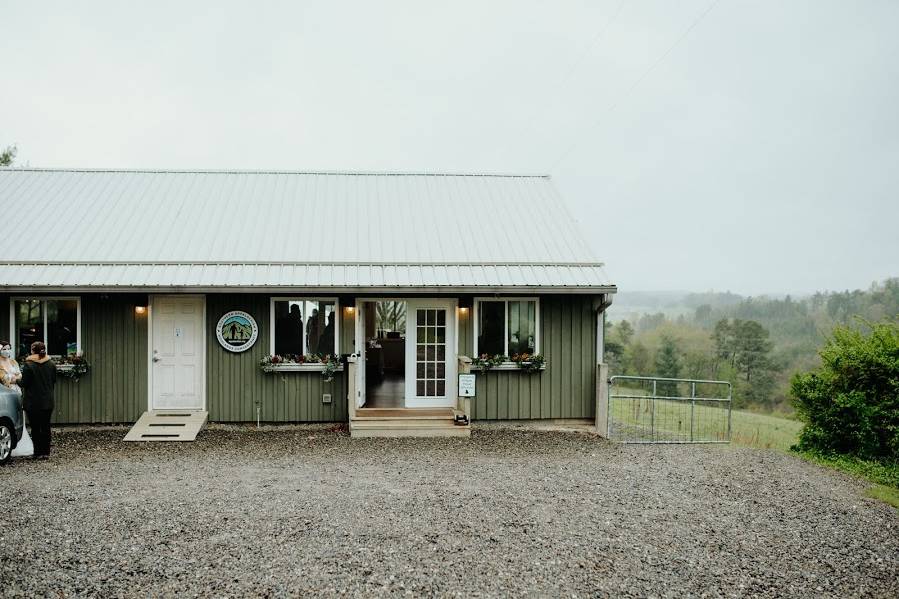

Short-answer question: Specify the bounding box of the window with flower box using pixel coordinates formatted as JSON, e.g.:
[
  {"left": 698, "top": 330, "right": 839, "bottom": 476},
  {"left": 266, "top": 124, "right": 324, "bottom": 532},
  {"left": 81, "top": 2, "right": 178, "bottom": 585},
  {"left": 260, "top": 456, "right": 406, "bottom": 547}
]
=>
[
  {"left": 269, "top": 297, "right": 339, "bottom": 357},
  {"left": 473, "top": 298, "right": 540, "bottom": 366},
  {"left": 10, "top": 297, "right": 81, "bottom": 358}
]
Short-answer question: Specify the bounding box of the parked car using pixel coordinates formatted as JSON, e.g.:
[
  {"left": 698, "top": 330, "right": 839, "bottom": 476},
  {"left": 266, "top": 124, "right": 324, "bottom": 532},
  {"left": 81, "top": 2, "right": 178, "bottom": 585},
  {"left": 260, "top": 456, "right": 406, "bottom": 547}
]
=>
[{"left": 0, "top": 385, "right": 24, "bottom": 464}]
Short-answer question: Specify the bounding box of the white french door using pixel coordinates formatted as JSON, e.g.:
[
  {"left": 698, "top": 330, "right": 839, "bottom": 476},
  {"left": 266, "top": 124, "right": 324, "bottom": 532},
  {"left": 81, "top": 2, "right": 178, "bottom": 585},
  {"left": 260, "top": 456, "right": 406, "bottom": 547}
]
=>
[
  {"left": 354, "top": 300, "right": 367, "bottom": 409},
  {"left": 150, "top": 295, "right": 206, "bottom": 410},
  {"left": 404, "top": 299, "right": 457, "bottom": 408}
]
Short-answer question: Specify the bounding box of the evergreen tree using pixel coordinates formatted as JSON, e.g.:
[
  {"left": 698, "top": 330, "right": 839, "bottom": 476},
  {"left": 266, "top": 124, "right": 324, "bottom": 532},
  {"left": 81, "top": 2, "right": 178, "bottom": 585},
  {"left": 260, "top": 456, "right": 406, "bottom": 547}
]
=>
[
  {"left": 654, "top": 335, "right": 681, "bottom": 396},
  {"left": 734, "top": 320, "right": 774, "bottom": 383},
  {"left": 624, "top": 341, "right": 651, "bottom": 376},
  {"left": 616, "top": 320, "right": 635, "bottom": 346},
  {"left": 712, "top": 318, "right": 738, "bottom": 370}
]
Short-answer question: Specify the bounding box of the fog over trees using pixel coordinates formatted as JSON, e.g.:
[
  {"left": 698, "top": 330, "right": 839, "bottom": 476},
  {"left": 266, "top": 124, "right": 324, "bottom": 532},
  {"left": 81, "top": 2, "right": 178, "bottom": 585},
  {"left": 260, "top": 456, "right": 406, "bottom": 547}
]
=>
[{"left": 606, "top": 278, "right": 899, "bottom": 411}]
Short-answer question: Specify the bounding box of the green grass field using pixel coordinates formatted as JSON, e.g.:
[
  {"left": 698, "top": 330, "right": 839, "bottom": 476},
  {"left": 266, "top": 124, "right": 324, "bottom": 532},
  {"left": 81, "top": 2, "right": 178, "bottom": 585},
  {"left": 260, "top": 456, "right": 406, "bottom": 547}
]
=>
[
  {"left": 608, "top": 395, "right": 801, "bottom": 449},
  {"left": 729, "top": 409, "right": 804, "bottom": 451}
]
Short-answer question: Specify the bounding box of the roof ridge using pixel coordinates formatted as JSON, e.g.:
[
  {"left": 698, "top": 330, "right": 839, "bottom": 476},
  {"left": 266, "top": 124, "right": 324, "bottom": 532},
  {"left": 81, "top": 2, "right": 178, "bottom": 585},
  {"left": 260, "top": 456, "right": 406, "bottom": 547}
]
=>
[{"left": 0, "top": 167, "right": 551, "bottom": 178}]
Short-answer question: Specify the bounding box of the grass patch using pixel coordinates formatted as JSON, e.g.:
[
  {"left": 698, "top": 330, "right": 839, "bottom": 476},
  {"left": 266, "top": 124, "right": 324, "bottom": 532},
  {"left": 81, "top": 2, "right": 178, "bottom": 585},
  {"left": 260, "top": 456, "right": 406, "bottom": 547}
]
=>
[
  {"left": 795, "top": 450, "right": 899, "bottom": 510},
  {"left": 729, "top": 410, "right": 803, "bottom": 451},
  {"left": 797, "top": 451, "right": 899, "bottom": 488},
  {"left": 866, "top": 485, "right": 899, "bottom": 509},
  {"left": 609, "top": 396, "right": 803, "bottom": 450}
]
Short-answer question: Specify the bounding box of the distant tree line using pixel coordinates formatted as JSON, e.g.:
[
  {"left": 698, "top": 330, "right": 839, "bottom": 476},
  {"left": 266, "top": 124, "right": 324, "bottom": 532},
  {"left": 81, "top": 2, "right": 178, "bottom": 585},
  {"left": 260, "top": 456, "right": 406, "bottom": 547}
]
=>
[{"left": 606, "top": 278, "right": 899, "bottom": 411}]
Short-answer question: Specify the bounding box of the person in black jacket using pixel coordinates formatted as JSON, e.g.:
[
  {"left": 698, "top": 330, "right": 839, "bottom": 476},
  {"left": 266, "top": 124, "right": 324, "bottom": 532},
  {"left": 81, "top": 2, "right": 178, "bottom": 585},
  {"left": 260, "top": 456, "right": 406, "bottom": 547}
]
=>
[{"left": 20, "top": 341, "right": 57, "bottom": 459}]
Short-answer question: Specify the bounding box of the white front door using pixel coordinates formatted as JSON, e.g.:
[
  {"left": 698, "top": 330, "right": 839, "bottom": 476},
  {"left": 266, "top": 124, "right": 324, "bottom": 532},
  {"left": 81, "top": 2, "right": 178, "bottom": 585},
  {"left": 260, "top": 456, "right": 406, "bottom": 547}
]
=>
[
  {"left": 405, "top": 299, "right": 457, "bottom": 408},
  {"left": 151, "top": 295, "right": 205, "bottom": 410}
]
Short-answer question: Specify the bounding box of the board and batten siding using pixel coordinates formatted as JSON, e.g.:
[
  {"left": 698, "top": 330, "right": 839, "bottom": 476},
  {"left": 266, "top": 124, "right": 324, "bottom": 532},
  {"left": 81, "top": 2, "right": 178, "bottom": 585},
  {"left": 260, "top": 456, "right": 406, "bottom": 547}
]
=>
[
  {"left": 1, "top": 293, "right": 149, "bottom": 424},
  {"left": 205, "top": 294, "right": 349, "bottom": 423},
  {"left": 2, "top": 292, "right": 596, "bottom": 424},
  {"left": 460, "top": 295, "right": 598, "bottom": 421}
]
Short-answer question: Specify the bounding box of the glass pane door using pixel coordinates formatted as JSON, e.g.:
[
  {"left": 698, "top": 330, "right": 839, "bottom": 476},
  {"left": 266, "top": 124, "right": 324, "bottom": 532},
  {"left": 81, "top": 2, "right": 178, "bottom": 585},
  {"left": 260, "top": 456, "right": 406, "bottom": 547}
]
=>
[
  {"left": 405, "top": 300, "right": 456, "bottom": 407},
  {"left": 415, "top": 308, "right": 447, "bottom": 398}
]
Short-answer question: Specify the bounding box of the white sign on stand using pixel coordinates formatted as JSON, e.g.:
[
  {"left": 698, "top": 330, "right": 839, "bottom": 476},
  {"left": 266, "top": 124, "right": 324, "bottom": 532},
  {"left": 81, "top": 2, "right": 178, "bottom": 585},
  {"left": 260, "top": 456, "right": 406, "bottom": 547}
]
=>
[{"left": 458, "top": 374, "right": 476, "bottom": 397}]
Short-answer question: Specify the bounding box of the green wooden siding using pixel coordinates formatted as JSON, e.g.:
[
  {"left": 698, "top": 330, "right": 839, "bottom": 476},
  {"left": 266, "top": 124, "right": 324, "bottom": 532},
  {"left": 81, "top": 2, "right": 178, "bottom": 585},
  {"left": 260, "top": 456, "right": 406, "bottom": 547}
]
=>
[
  {"left": 0, "top": 293, "right": 149, "bottom": 424},
  {"left": 1, "top": 292, "right": 596, "bottom": 424},
  {"left": 205, "top": 294, "right": 348, "bottom": 423},
  {"left": 462, "top": 296, "right": 597, "bottom": 421}
]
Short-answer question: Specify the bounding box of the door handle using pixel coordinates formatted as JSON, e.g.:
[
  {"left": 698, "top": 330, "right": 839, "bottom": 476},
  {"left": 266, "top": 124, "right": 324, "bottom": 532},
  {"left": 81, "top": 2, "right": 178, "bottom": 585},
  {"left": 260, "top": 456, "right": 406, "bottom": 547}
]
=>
[{"left": 153, "top": 350, "right": 161, "bottom": 363}]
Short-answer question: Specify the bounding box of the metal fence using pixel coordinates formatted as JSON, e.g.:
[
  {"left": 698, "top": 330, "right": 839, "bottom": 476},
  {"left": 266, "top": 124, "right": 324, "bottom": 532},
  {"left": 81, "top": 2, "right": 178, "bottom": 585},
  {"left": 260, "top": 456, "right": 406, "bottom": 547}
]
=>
[{"left": 608, "top": 375, "right": 732, "bottom": 444}]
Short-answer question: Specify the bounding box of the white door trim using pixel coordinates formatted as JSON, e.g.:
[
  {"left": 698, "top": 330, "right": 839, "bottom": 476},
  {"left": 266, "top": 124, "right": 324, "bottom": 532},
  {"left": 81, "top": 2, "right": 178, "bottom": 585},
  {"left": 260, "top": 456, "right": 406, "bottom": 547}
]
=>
[
  {"left": 354, "top": 298, "right": 366, "bottom": 408},
  {"left": 147, "top": 294, "right": 207, "bottom": 412}
]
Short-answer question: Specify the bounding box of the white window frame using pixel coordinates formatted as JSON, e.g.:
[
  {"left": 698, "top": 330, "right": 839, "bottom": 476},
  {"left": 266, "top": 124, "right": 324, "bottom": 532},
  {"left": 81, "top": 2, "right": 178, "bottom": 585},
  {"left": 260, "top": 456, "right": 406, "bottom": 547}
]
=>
[
  {"left": 9, "top": 296, "right": 83, "bottom": 357},
  {"left": 473, "top": 297, "right": 540, "bottom": 360},
  {"left": 269, "top": 296, "right": 340, "bottom": 356}
]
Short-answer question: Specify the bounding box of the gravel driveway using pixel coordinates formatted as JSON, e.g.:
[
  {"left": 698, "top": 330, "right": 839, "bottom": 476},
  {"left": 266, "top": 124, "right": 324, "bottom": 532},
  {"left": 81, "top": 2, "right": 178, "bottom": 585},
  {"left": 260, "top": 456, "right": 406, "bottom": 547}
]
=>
[{"left": 1, "top": 425, "right": 897, "bottom": 598}]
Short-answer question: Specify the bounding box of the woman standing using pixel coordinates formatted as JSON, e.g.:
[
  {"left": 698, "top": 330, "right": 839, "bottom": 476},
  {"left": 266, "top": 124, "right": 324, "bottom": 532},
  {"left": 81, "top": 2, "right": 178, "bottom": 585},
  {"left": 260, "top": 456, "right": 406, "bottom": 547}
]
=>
[
  {"left": 20, "top": 341, "right": 56, "bottom": 459},
  {"left": 0, "top": 340, "right": 33, "bottom": 457},
  {"left": 0, "top": 340, "right": 22, "bottom": 388}
]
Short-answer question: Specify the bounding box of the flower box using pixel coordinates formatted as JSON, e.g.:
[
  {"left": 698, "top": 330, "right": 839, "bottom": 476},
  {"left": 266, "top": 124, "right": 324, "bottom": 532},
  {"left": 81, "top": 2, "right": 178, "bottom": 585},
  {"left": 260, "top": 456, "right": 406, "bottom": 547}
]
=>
[
  {"left": 260, "top": 354, "right": 343, "bottom": 382},
  {"left": 53, "top": 355, "right": 91, "bottom": 381},
  {"left": 482, "top": 361, "right": 547, "bottom": 371},
  {"left": 262, "top": 363, "right": 345, "bottom": 373},
  {"left": 470, "top": 354, "right": 546, "bottom": 373}
]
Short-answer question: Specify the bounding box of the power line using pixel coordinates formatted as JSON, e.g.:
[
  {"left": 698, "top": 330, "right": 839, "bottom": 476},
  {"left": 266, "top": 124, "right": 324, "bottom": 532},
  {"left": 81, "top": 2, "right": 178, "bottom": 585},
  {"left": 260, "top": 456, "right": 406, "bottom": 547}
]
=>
[
  {"left": 549, "top": 0, "right": 722, "bottom": 171},
  {"left": 538, "top": 0, "right": 630, "bottom": 111},
  {"left": 497, "top": 0, "right": 629, "bottom": 159}
]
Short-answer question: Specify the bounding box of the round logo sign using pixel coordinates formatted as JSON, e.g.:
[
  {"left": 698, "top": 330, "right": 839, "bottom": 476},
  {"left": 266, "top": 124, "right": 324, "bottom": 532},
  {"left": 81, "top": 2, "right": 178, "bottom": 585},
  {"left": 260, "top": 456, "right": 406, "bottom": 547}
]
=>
[{"left": 216, "top": 310, "right": 259, "bottom": 353}]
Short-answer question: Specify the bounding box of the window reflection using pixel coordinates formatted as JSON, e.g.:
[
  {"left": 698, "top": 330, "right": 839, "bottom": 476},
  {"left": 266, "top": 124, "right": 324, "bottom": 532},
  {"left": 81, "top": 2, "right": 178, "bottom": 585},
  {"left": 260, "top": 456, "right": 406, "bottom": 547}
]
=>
[
  {"left": 508, "top": 300, "right": 536, "bottom": 355},
  {"left": 14, "top": 299, "right": 43, "bottom": 358},
  {"left": 14, "top": 298, "right": 80, "bottom": 358},
  {"left": 48, "top": 299, "right": 78, "bottom": 356},
  {"left": 476, "top": 299, "right": 539, "bottom": 357},
  {"left": 477, "top": 301, "right": 504, "bottom": 355},
  {"left": 273, "top": 299, "right": 336, "bottom": 356}
]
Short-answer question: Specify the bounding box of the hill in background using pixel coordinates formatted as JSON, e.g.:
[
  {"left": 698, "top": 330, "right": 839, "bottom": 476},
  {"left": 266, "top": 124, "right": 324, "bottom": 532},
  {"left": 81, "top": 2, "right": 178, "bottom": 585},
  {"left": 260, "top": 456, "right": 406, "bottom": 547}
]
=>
[{"left": 605, "top": 278, "right": 898, "bottom": 412}]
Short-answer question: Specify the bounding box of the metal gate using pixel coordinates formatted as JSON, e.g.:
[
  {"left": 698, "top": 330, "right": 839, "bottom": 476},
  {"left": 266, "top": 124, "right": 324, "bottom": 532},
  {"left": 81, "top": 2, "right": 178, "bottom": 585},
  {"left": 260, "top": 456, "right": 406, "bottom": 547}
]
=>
[{"left": 608, "top": 376, "right": 732, "bottom": 444}]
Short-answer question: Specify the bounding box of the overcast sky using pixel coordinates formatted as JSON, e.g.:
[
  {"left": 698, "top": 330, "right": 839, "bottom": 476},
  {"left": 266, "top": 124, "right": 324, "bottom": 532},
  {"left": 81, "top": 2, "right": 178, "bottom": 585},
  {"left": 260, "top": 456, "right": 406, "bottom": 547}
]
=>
[{"left": 2, "top": 1, "right": 897, "bottom": 295}]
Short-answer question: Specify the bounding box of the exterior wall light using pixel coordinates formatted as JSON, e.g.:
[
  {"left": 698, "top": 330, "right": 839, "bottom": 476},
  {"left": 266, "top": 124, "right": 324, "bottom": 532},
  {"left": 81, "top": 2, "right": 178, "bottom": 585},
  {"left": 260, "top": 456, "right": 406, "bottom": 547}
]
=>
[
  {"left": 135, "top": 306, "right": 147, "bottom": 315},
  {"left": 345, "top": 306, "right": 355, "bottom": 314}
]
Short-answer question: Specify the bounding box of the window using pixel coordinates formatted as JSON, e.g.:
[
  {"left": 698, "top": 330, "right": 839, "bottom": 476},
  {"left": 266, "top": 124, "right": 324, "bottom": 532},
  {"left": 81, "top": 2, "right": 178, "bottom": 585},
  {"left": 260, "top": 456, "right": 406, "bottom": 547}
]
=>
[
  {"left": 270, "top": 298, "right": 338, "bottom": 356},
  {"left": 474, "top": 298, "right": 539, "bottom": 357},
  {"left": 11, "top": 297, "right": 81, "bottom": 358}
]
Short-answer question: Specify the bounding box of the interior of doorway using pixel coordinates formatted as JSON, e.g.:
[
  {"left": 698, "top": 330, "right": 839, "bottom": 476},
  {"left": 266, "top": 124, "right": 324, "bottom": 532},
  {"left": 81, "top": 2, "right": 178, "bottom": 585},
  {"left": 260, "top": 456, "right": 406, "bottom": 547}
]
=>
[{"left": 363, "top": 300, "right": 407, "bottom": 408}]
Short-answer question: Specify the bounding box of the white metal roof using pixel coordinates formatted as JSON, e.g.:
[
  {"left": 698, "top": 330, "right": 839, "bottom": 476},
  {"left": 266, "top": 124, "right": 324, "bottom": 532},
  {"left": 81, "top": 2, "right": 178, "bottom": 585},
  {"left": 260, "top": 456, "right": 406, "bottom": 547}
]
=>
[{"left": 0, "top": 169, "right": 614, "bottom": 293}]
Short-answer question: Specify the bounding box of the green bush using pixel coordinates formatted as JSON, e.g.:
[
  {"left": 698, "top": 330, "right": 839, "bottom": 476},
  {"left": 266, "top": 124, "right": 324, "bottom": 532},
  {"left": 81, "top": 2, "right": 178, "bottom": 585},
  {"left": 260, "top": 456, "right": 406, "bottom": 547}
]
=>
[{"left": 791, "top": 320, "right": 899, "bottom": 461}]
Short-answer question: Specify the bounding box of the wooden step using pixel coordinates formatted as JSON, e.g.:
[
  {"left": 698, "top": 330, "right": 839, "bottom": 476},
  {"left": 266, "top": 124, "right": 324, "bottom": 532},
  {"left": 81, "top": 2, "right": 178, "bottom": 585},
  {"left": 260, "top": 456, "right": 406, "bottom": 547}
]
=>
[
  {"left": 353, "top": 408, "right": 457, "bottom": 420},
  {"left": 350, "top": 424, "right": 471, "bottom": 438},
  {"left": 350, "top": 407, "right": 470, "bottom": 438},
  {"left": 124, "top": 410, "right": 208, "bottom": 442},
  {"left": 351, "top": 420, "right": 462, "bottom": 429}
]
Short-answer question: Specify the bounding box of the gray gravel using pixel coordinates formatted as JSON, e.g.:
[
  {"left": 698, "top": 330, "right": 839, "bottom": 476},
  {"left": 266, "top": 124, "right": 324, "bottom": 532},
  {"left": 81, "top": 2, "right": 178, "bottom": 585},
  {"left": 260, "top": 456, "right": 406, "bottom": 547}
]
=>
[{"left": 1, "top": 425, "right": 897, "bottom": 598}]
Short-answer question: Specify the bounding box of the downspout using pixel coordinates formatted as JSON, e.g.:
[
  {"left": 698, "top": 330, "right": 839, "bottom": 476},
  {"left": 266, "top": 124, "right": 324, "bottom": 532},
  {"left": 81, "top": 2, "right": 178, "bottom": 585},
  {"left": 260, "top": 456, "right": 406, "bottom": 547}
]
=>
[
  {"left": 593, "top": 293, "right": 614, "bottom": 438},
  {"left": 593, "top": 293, "right": 613, "bottom": 364}
]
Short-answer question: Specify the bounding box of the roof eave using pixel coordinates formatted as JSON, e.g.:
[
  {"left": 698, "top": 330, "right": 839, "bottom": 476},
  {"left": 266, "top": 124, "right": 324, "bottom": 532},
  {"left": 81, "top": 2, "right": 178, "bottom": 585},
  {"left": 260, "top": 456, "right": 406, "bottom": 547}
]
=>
[{"left": 0, "top": 284, "right": 618, "bottom": 295}]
